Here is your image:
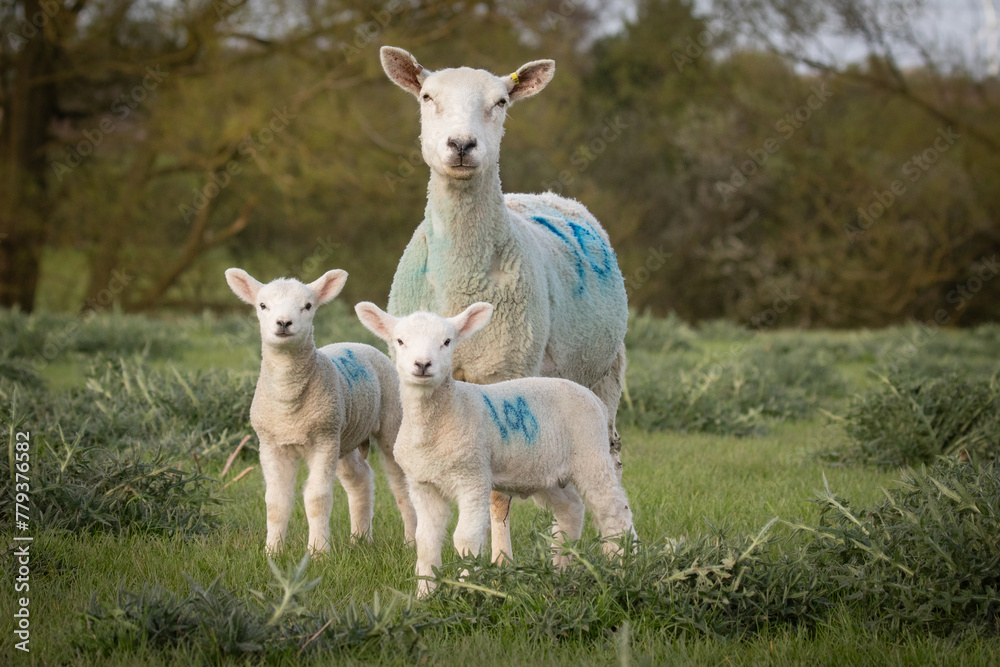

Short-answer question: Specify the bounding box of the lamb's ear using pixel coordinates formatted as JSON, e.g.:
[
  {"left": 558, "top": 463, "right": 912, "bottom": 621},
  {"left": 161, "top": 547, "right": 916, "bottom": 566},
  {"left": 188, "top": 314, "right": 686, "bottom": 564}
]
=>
[
  {"left": 225, "top": 268, "right": 262, "bottom": 305},
  {"left": 308, "top": 270, "right": 347, "bottom": 306},
  {"left": 505, "top": 59, "right": 555, "bottom": 103},
  {"left": 355, "top": 302, "right": 398, "bottom": 342},
  {"left": 380, "top": 46, "right": 430, "bottom": 97},
  {"left": 449, "top": 302, "right": 494, "bottom": 342}
]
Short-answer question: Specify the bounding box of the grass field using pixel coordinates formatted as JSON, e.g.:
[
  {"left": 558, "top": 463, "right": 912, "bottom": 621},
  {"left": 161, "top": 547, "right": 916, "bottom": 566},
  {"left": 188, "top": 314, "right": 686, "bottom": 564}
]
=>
[{"left": 1, "top": 307, "right": 998, "bottom": 665}]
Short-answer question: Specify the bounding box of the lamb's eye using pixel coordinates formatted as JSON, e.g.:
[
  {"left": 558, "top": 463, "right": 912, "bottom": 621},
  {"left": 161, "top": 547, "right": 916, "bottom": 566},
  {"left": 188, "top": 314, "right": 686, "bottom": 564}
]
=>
[
  {"left": 259, "top": 303, "right": 267, "bottom": 310},
  {"left": 422, "top": 93, "right": 431, "bottom": 102},
  {"left": 497, "top": 99, "right": 507, "bottom": 108},
  {"left": 443, "top": 338, "right": 451, "bottom": 347},
  {"left": 304, "top": 303, "right": 312, "bottom": 311},
  {"left": 396, "top": 338, "right": 404, "bottom": 346}
]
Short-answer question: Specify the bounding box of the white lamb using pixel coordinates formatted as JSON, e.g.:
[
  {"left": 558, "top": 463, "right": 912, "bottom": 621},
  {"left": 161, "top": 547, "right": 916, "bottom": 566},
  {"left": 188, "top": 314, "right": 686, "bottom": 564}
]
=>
[
  {"left": 225, "top": 268, "right": 417, "bottom": 554},
  {"left": 355, "top": 300, "right": 636, "bottom": 598},
  {"left": 380, "top": 47, "right": 630, "bottom": 562}
]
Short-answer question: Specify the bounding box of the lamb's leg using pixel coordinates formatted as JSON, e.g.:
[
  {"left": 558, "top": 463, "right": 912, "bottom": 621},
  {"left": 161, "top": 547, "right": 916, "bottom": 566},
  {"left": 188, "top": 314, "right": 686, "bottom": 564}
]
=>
[
  {"left": 380, "top": 452, "right": 417, "bottom": 544},
  {"left": 336, "top": 447, "right": 375, "bottom": 543},
  {"left": 410, "top": 481, "right": 450, "bottom": 598},
  {"left": 302, "top": 442, "right": 339, "bottom": 554},
  {"left": 259, "top": 442, "right": 298, "bottom": 555},
  {"left": 588, "top": 343, "right": 627, "bottom": 482},
  {"left": 533, "top": 486, "right": 585, "bottom": 569},
  {"left": 372, "top": 409, "right": 417, "bottom": 544},
  {"left": 574, "top": 453, "right": 636, "bottom": 558},
  {"left": 489, "top": 491, "right": 513, "bottom": 563},
  {"left": 454, "top": 488, "right": 491, "bottom": 579}
]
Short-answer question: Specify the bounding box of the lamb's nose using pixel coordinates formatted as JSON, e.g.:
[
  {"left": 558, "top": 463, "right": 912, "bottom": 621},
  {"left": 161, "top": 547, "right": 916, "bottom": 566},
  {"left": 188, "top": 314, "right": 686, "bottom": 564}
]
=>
[
  {"left": 447, "top": 137, "right": 477, "bottom": 155},
  {"left": 414, "top": 360, "right": 432, "bottom": 374},
  {"left": 277, "top": 320, "right": 292, "bottom": 330}
]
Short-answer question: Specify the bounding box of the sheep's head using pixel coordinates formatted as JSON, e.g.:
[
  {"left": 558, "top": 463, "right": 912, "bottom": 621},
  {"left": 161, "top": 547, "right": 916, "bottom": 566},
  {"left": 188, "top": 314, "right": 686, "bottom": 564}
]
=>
[
  {"left": 355, "top": 301, "right": 493, "bottom": 389},
  {"left": 226, "top": 268, "right": 347, "bottom": 348},
  {"left": 380, "top": 46, "right": 554, "bottom": 182}
]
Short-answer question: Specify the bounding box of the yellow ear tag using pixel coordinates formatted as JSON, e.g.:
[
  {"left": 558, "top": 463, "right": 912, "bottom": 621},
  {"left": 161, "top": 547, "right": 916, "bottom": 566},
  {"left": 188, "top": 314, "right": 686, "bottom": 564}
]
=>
[{"left": 510, "top": 72, "right": 520, "bottom": 85}]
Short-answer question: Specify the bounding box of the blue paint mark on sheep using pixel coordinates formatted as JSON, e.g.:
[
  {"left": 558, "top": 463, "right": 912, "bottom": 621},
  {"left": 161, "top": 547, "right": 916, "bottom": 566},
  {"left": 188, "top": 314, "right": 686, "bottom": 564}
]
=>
[
  {"left": 531, "top": 215, "right": 619, "bottom": 295},
  {"left": 482, "top": 393, "right": 508, "bottom": 440},
  {"left": 483, "top": 393, "right": 539, "bottom": 445},
  {"left": 332, "top": 349, "right": 371, "bottom": 388}
]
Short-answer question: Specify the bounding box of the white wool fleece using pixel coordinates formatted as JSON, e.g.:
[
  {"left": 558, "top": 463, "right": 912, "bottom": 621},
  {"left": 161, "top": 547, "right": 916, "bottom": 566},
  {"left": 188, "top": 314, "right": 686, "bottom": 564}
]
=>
[
  {"left": 226, "top": 268, "right": 416, "bottom": 555},
  {"left": 356, "top": 300, "right": 636, "bottom": 598},
  {"left": 380, "top": 46, "right": 629, "bottom": 562}
]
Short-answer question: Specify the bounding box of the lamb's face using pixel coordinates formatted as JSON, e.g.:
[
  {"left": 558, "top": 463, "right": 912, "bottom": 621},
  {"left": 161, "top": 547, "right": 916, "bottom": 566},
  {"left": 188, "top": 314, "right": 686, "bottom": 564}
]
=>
[
  {"left": 355, "top": 301, "right": 495, "bottom": 390},
  {"left": 417, "top": 68, "right": 509, "bottom": 181},
  {"left": 225, "top": 268, "right": 348, "bottom": 349},
  {"left": 390, "top": 312, "right": 461, "bottom": 387},
  {"left": 254, "top": 280, "right": 319, "bottom": 347}
]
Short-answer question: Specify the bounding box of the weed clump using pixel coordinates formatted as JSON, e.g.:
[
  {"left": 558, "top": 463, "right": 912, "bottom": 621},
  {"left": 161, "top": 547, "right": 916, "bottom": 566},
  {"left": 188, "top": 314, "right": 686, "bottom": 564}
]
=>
[
  {"left": 78, "top": 556, "right": 440, "bottom": 660},
  {"left": 838, "top": 370, "right": 1000, "bottom": 466}
]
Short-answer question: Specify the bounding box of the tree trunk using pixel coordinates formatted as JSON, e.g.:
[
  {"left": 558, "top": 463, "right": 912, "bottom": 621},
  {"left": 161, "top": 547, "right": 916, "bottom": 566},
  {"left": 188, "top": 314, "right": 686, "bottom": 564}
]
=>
[{"left": 0, "top": 0, "right": 59, "bottom": 312}]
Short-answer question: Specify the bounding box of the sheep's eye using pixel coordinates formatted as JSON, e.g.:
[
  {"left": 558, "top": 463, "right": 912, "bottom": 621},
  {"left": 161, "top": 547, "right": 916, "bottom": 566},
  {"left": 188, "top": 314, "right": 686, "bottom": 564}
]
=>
[
  {"left": 396, "top": 338, "right": 404, "bottom": 346},
  {"left": 259, "top": 303, "right": 267, "bottom": 310},
  {"left": 496, "top": 99, "right": 507, "bottom": 108},
  {"left": 421, "top": 93, "right": 431, "bottom": 102},
  {"left": 443, "top": 338, "right": 451, "bottom": 347},
  {"left": 304, "top": 303, "right": 312, "bottom": 311}
]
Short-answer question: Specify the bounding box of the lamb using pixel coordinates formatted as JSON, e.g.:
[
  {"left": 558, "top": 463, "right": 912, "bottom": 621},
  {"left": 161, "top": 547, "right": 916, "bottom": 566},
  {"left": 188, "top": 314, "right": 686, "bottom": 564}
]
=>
[
  {"left": 355, "top": 300, "right": 636, "bottom": 598},
  {"left": 225, "top": 268, "right": 417, "bottom": 554},
  {"left": 380, "top": 46, "right": 630, "bottom": 562}
]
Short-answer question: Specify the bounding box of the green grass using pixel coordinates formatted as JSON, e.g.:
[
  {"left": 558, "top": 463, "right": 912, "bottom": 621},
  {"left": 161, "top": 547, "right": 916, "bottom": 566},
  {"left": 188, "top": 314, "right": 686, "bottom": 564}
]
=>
[{"left": 1, "top": 309, "right": 998, "bottom": 664}]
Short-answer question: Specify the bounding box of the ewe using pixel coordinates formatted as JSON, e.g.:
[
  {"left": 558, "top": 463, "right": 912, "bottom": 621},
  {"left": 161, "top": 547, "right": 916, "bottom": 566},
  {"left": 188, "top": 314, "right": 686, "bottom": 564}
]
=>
[
  {"left": 380, "top": 46, "right": 629, "bottom": 562},
  {"left": 356, "top": 300, "right": 636, "bottom": 598},
  {"left": 226, "top": 268, "right": 416, "bottom": 554}
]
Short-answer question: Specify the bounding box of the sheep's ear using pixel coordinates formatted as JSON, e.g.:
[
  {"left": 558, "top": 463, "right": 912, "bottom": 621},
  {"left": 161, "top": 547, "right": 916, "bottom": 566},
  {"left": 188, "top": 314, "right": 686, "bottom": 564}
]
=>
[
  {"left": 380, "top": 46, "right": 430, "bottom": 97},
  {"left": 449, "top": 302, "right": 494, "bottom": 342},
  {"left": 355, "top": 302, "right": 398, "bottom": 342},
  {"left": 308, "top": 270, "right": 347, "bottom": 306},
  {"left": 225, "top": 268, "right": 262, "bottom": 305},
  {"left": 506, "top": 59, "right": 555, "bottom": 103}
]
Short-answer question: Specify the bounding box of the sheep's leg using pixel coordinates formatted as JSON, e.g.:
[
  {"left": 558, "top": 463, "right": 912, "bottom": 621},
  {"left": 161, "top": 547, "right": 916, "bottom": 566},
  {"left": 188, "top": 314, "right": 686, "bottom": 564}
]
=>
[
  {"left": 588, "top": 343, "right": 627, "bottom": 482},
  {"left": 489, "top": 491, "right": 513, "bottom": 563},
  {"left": 379, "top": 451, "right": 417, "bottom": 545},
  {"left": 336, "top": 447, "right": 375, "bottom": 543},
  {"left": 454, "top": 488, "right": 491, "bottom": 580},
  {"left": 302, "top": 442, "right": 339, "bottom": 554},
  {"left": 259, "top": 443, "right": 298, "bottom": 555},
  {"left": 411, "top": 481, "right": 450, "bottom": 598},
  {"left": 533, "top": 486, "right": 585, "bottom": 569}
]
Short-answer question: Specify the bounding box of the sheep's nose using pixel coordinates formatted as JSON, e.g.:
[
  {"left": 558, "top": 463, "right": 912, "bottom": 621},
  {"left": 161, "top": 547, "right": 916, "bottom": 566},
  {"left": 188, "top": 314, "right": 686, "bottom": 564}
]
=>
[
  {"left": 447, "top": 137, "right": 477, "bottom": 155},
  {"left": 414, "top": 360, "right": 432, "bottom": 375},
  {"left": 277, "top": 320, "right": 292, "bottom": 330}
]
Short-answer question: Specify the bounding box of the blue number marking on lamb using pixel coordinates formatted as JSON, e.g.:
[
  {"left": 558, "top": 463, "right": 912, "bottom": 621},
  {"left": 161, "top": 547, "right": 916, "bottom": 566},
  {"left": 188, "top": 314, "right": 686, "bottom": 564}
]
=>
[
  {"left": 483, "top": 393, "right": 538, "bottom": 444},
  {"left": 503, "top": 395, "right": 539, "bottom": 444},
  {"left": 332, "top": 349, "right": 371, "bottom": 388},
  {"left": 482, "top": 393, "right": 509, "bottom": 440},
  {"left": 530, "top": 215, "right": 618, "bottom": 295}
]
